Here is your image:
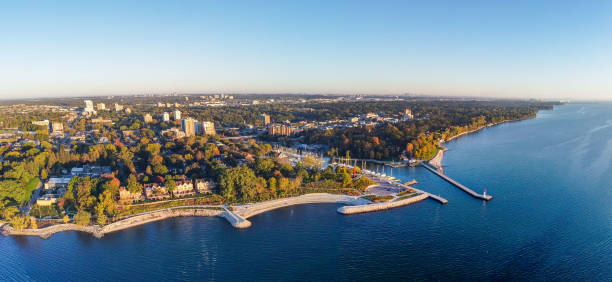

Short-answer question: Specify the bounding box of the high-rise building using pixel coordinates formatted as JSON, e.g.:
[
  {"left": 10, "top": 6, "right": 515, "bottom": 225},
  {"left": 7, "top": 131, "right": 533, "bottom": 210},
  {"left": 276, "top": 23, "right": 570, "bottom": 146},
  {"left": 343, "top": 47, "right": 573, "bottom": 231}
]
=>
[
  {"left": 51, "top": 122, "right": 64, "bottom": 133},
  {"left": 114, "top": 103, "right": 124, "bottom": 111},
  {"left": 173, "top": 110, "right": 181, "bottom": 120},
  {"left": 259, "top": 114, "right": 270, "bottom": 125},
  {"left": 84, "top": 100, "right": 94, "bottom": 112},
  {"left": 162, "top": 112, "right": 170, "bottom": 122},
  {"left": 268, "top": 123, "right": 294, "bottom": 136},
  {"left": 97, "top": 103, "right": 106, "bottom": 110},
  {"left": 403, "top": 108, "right": 413, "bottom": 120},
  {"left": 198, "top": 121, "right": 216, "bottom": 136},
  {"left": 144, "top": 114, "right": 153, "bottom": 123},
  {"left": 181, "top": 118, "right": 195, "bottom": 137}
]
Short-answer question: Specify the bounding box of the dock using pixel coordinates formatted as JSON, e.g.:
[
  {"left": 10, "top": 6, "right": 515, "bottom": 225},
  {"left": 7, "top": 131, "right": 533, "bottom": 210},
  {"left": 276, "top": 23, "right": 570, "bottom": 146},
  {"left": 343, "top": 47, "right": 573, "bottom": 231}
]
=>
[{"left": 420, "top": 162, "right": 492, "bottom": 201}]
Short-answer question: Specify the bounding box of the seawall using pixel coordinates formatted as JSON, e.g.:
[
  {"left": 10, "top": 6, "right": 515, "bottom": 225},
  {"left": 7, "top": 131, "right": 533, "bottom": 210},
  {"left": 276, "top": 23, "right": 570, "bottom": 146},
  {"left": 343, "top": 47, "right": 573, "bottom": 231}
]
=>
[
  {"left": 337, "top": 193, "right": 429, "bottom": 214},
  {"left": 1, "top": 208, "right": 223, "bottom": 239}
]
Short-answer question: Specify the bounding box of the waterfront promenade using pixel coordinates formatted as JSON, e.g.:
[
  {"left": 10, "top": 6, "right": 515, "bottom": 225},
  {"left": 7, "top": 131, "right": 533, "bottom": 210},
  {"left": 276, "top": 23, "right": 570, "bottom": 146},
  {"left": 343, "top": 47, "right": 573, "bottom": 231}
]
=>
[{"left": 420, "top": 162, "right": 492, "bottom": 201}]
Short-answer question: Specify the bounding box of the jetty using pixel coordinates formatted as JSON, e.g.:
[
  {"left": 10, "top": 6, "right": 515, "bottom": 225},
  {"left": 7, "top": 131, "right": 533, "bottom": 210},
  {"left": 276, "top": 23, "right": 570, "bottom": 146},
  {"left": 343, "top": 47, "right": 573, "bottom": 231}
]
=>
[
  {"left": 395, "top": 182, "right": 448, "bottom": 204},
  {"left": 220, "top": 205, "right": 252, "bottom": 228},
  {"left": 420, "top": 162, "right": 492, "bottom": 201}
]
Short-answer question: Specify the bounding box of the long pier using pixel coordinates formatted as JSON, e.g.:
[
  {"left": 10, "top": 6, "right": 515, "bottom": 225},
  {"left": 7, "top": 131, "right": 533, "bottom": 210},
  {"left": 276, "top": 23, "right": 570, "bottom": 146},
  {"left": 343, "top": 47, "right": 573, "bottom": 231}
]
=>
[
  {"left": 396, "top": 183, "right": 448, "bottom": 204},
  {"left": 420, "top": 162, "right": 492, "bottom": 201}
]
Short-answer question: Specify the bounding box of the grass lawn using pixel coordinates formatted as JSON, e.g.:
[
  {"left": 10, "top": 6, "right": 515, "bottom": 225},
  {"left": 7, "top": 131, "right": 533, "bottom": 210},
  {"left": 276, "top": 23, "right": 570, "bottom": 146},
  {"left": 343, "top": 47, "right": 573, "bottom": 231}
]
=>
[
  {"left": 30, "top": 204, "right": 60, "bottom": 218},
  {"left": 395, "top": 193, "right": 421, "bottom": 201},
  {"left": 397, "top": 189, "right": 416, "bottom": 197},
  {"left": 24, "top": 177, "right": 40, "bottom": 195},
  {"left": 362, "top": 195, "right": 395, "bottom": 202}
]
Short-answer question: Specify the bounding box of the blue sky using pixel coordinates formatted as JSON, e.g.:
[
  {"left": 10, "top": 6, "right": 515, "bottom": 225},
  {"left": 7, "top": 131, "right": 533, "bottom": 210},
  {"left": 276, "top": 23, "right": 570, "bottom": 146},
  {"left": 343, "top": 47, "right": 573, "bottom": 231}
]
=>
[{"left": 1, "top": 0, "right": 611, "bottom": 99}]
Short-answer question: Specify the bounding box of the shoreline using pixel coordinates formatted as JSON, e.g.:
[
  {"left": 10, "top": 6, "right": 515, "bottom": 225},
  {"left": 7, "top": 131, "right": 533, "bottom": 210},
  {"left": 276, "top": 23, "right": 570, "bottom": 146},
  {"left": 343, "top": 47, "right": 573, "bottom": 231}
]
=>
[
  {"left": 1, "top": 208, "right": 223, "bottom": 239},
  {"left": 444, "top": 117, "right": 530, "bottom": 143},
  {"left": 0, "top": 193, "right": 390, "bottom": 239},
  {"left": 427, "top": 117, "right": 535, "bottom": 167}
]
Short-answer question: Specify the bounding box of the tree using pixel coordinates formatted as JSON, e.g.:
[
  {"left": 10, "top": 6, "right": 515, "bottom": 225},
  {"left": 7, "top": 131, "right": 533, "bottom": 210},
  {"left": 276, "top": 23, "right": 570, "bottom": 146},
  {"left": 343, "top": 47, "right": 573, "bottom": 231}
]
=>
[
  {"left": 218, "top": 166, "right": 258, "bottom": 202},
  {"left": 127, "top": 174, "right": 142, "bottom": 194},
  {"left": 75, "top": 178, "right": 94, "bottom": 210},
  {"left": 203, "top": 143, "right": 220, "bottom": 159},
  {"left": 96, "top": 210, "right": 107, "bottom": 226},
  {"left": 268, "top": 177, "right": 277, "bottom": 197},
  {"left": 342, "top": 169, "right": 352, "bottom": 187},
  {"left": 278, "top": 177, "right": 290, "bottom": 195},
  {"left": 9, "top": 214, "right": 30, "bottom": 231},
  {"left": 255, "top": 158, "right": 275, "bottom": 176},
  {"left": 63, "top": 215, "right": 70, "bottom": 223},
  {"left": 40, "top": 169, "right": 48, "bottom": 180},
  {"left": 74, "top": 210, "right": 91, "bottom": 226},
  {"left": 405, "top": 143, "right": 414, "bottom": 157},
  {"left": 29, "top": 217, "right": 38, "bottom": 229},
  {"left": 165, "top": 179, "right": 176, "bottom": 195},
  {"left": 1, "top": 204, "right": 18, "bottom": 220}
]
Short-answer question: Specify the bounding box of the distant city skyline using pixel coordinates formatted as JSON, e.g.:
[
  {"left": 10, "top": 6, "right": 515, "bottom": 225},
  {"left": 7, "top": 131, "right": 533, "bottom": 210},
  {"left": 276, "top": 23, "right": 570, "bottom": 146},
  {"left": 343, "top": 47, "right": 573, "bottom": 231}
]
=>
[{"left": 1, "top": 0, "right": 611, "bottom": 100}]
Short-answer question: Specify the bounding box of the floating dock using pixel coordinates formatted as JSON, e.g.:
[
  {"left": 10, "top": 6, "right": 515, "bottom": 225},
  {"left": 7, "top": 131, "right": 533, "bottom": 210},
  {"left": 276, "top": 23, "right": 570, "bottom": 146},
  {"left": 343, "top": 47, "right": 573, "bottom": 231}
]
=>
[{"left": 420, "top": 162, "right": 492, "bottom": 201}]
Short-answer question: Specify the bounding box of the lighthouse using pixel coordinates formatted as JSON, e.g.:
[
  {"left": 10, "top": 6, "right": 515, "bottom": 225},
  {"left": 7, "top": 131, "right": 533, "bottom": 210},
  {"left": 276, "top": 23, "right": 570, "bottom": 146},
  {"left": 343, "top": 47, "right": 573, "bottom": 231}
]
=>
[{"left": 483, "top": 188, "right": 487, "bottom": 197}]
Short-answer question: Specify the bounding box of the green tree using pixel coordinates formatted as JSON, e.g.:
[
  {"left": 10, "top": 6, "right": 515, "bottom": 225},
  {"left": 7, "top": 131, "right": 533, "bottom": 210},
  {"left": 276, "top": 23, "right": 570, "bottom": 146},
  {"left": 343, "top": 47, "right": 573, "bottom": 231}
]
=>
[
  {"left": 74, "top": 210, "right": 91, "bottom": 226},
  {"left": 127, "top": 174, "right": 142, "bottom": 194},
  {"left": 9, "top": 214, "right": 30, "bottom": 231},
  {"left": 255, "top": 158, "right": 275, "bottom": 176},
  {"left": 218, "top": 166, "right": 259, "bottom": 202},
  {"left": 165, "top": 179, "right": 176, "bottom": 195},
  {"left": 278, "top": 177, "right": 290, "bottom": 195}
]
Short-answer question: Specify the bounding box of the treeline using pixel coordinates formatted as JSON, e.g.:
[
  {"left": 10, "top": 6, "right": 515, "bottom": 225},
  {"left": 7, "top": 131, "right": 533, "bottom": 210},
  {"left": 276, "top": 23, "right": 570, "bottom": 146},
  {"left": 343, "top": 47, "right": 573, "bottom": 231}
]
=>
[
  {"left": 302, "top": 100, "right": 556, "bottom": 160},
  {"left": 214, "top": 156, "right": 374, "bottom": 203}
]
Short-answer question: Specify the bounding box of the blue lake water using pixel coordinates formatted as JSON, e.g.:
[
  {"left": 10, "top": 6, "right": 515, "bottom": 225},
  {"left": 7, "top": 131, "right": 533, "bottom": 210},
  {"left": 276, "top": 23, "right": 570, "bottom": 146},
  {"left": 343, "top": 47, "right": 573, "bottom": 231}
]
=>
[{"left": 1, "top": 103, "right": 611, "bottom": 281}]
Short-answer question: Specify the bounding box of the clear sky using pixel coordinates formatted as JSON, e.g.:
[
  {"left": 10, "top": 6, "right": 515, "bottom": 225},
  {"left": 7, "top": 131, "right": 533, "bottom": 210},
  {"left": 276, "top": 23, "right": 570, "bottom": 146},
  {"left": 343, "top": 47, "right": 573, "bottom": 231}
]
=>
[{"left": 1, "top": 0, "right": 611, "bottom": 100}]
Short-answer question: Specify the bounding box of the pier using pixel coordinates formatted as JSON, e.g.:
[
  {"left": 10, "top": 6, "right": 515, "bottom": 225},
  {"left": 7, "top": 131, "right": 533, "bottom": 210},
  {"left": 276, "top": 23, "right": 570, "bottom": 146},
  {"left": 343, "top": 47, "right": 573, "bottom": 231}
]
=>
[
  {"left": 420, "top": 162, "right": 492, "bottom": 201},
  {"left": 395, "top": 182, "right": 448, "bottom": 204}
]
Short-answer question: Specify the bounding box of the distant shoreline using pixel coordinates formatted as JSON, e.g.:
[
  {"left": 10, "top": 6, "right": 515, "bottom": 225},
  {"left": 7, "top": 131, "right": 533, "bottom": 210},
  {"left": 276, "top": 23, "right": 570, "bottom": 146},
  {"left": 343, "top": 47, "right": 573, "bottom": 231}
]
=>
[{"left": 428, "top": 116, "right": 536, "bottom": 166}]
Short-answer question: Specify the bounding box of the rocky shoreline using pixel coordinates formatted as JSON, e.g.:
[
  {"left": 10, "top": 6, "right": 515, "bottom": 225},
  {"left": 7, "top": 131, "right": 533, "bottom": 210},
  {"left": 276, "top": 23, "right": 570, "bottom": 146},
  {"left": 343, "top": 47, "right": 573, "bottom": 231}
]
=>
[
  {"left": 1, "top": 208, "right": 222, "bottom": 239},
  {"left": 1, "top": 192, "right": 426, "bottom": 239}
]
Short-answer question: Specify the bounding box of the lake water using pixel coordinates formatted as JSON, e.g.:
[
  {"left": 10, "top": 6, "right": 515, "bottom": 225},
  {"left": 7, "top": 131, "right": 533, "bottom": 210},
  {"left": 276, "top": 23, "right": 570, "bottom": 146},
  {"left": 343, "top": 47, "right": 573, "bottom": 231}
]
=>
[{"left": 1, "top": 103, "right": 611, "bottom": 281}]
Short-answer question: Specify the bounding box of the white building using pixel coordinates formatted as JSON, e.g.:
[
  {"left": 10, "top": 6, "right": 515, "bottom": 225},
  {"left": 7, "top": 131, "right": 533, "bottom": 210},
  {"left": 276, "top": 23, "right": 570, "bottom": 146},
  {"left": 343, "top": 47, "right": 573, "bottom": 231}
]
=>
[
  {"left": 144, "top": 113, "right": 153, "bottom": 123},
  {"left": 173, "top": 110, "right": 181, "bottom": 120},
  {"left": 162, "top": 112, "right": 170, "bottom": 122},
  {"left": 97, "top": 103, "right": 106, "bottom": 110},
  {"left": 51, "top": 122, "right": 64, "bottom": 133},
  {"left": 32, "top": 120, "right": 50, "bottom": 127},
  {"left": 84, "top": 100, "right": 95, "bottom": 112}
]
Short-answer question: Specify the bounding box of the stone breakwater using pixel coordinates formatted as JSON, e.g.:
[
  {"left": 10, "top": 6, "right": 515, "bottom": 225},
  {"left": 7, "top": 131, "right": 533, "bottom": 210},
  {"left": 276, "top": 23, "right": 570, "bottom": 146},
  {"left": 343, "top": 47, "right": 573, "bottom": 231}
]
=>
[
  {"left": 337, "top": 193, "right": 429, "bottom": 214},
  {"left": 219, "top": 207, "right": 252, "bottom": 228},
  {"left": 1, "top": 208, "right": 222, "bottom": 239}
]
